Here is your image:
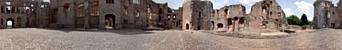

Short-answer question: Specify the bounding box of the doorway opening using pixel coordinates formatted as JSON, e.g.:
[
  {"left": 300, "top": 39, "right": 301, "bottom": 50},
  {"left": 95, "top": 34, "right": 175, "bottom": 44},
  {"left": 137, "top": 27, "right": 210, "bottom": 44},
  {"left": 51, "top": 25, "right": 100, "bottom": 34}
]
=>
[
  {"left": 105, "top": 14, "right": 115, "bottom": 29},
  {"left": 186, "top": 23, "right": 190, "bottom": 30},
  {"left": 6, "top": 18, "right": 14, "bottom": 28}
]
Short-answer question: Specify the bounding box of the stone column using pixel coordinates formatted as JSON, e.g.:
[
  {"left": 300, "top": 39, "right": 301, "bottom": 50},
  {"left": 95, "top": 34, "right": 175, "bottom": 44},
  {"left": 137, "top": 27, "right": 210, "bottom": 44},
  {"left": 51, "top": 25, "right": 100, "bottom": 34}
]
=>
[{"left": 234, "top": 18, "right": 240, "bottom": 32}]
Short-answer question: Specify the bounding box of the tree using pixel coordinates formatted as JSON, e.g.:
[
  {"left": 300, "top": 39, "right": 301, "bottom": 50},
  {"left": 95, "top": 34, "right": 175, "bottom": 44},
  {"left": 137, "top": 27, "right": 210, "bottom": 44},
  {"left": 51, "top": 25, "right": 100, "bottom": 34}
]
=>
[
  {"left": 287, "top": 15, "right": 301, "bottom": 25},
  {"left": 300, "top": 14, "right": 309, "bottom": 26}
]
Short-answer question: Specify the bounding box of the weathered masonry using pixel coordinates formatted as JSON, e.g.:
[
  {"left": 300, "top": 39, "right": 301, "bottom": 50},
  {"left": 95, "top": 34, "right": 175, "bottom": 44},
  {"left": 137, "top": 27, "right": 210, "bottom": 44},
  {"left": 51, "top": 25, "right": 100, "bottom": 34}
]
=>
[
  {"left": 0, "top": 0, "right": 49, "bottom": 29},
  {"left": 182, "top": 0, "right": 288, "bottom": 33},
  {"left": 248, "top": 0, "right": 287, "bottom": 32},
  {"left": 182, "top": 0, "right": 213, "bottom": 30},
  {"left": 313, "top": 0, "right": 336, "bottom": 29},
  {"left": 0, "top": 0, "right": 294, "bottom": 34},
  {"left": 312, "top": 0, "right": 342, "bottom": 29},
  {"left": 48, "top": 0, "right": 177, "bottom": 29},
  {"left": 212, "top": 4, "right": 247, "bottom": 32}
]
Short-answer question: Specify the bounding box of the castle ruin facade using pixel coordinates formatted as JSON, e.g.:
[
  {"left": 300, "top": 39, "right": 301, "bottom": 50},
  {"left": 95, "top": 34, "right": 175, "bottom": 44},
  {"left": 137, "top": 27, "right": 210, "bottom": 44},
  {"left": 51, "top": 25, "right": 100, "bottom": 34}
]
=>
[
  {"left": 313, "top": 0, "right": 336, "bottom": 29},
  {"left": 248, "top": 0, "right": 287, "bottom": 32},
  {"left": 0, "top": 0, "right": 294, "bottom": 34},
  {"left": 182, "top": 0, "right": 213, "bottom": 30}
]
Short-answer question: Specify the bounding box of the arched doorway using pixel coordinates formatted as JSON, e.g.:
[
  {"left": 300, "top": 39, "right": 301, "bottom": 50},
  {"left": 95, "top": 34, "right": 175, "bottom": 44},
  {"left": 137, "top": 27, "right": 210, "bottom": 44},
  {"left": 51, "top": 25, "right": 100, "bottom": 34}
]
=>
[
  {"left": 211, "top": 21, "right": 214, "bottom": 29},
  {"left": 227, "top": 18, "right": 233, "bottom": 28},
  {"left": 239, "top": 17, "right": 245, "bottom": 24},
  {"left": 105, "top": 14, "right": 115, "bottom": 29},
  {"left": 6, "top": 18, "right": 14, "bottom": 28},
  {"left": 186, "top": 23, "right": 190, "bottom": 30}
]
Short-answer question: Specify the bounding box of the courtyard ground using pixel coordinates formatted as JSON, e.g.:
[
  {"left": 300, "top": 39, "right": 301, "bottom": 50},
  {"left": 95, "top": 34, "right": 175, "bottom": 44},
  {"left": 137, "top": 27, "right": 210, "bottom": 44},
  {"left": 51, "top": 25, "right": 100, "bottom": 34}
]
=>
[{"left": 0, "top": 28, "right": 341, "bottom": 50}]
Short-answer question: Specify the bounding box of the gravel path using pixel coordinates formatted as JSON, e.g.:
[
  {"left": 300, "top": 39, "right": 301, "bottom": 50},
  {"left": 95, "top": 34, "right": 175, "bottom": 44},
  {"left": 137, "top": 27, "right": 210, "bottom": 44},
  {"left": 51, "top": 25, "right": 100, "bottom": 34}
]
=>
[{"left": 0, "top": 28, "right": 341, "bottom": 50}]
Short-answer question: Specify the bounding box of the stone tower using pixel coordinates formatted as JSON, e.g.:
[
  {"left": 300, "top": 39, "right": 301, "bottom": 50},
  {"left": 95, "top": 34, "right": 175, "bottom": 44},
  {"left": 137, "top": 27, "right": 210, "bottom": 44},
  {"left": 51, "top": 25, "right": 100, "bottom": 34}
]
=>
[
  {"left": 182, "top": 0, "right": 213, "bottom": 30},
  {"left": 313, "top": 0, "right": 336, "bottom": 29}
]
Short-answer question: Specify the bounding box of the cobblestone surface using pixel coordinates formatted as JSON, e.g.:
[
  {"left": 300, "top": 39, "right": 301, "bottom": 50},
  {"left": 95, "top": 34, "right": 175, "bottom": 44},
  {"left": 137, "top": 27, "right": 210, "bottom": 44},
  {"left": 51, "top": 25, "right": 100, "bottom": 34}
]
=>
[{"left": 0, "top": 28, "right": 341, "bottom": 50}]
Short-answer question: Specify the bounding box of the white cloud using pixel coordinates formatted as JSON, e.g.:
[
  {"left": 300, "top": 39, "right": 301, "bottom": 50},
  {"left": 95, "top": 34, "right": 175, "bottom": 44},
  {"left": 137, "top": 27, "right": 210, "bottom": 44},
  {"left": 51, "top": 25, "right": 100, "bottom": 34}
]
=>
[
  {"left": 237, "top": 0, "right": 262, "bottom": 13},
  {"left": 330, "top": 0, "right": 339, "bottom": 3},
  {"left": 153, "top": 0, "right": 167, "bottom": 3},
  {"left": 294, "top": 1, "right": 313, "bottom": 15},
  {"left": 239, "top": 0, "right": 263, "bottom": 6},
  {"left": 283, "top": 8, "right": 294, "bottom": 17},
  {"left": 153, "top": 0, "right": 184, "bottom": 9},
  {"left": 330, "top": 0, "right": 340, "bottom": 6},
  {"left": 294, "top": 1, "right": 314, "bottom": 21},
  {"left": 224, "top": 0, "right": 228, "bottom": 3}
]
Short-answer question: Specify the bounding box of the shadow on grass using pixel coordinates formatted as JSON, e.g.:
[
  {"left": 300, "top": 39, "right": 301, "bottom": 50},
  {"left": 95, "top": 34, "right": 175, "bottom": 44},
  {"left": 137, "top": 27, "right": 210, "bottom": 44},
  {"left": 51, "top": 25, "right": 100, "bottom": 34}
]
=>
[{"left": 36, "top": 28, "right": 155, "bottom": 35}]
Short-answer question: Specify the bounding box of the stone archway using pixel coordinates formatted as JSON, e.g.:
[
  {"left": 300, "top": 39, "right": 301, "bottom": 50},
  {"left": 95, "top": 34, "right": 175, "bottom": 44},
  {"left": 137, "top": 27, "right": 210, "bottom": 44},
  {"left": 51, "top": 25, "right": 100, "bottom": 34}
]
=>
[
  {"left": 227, "top": 18, "right": 233, "bottom": 31},
  {"left": 6, "top": 18, "right": 14, "bottom": 28},
  {"left": 211, "top": 21, "right": 215, "bottom": 29},
  {"left": 227, "top": 18, "right": 233, "bottom": 28},
  {"left": 105, "top": 14, "right": 115, "bottom": 29},
  {"left": 186, "top": 23, "right": 190, "bottom": 30}
]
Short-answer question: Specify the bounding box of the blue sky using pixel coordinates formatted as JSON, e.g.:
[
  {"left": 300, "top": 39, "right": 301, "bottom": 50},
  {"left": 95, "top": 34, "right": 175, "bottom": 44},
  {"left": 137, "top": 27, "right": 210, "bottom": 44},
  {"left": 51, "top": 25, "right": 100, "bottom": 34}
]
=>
[{"left": 152, "top": 0, "right": 340, "bottom": 21}]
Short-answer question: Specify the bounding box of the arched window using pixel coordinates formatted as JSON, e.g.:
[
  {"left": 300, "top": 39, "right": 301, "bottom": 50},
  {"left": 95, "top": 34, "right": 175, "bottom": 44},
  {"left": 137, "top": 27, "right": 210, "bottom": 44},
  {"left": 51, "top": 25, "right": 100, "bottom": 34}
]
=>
[
  {"left": 11, "top": 7, "right": 15, "bottom": 13},
  {"left": 239, "top": 18, "right": 245, "bottom": 24},
  {"left": 5, "top": 7, "right": 10, "bottom": 13},
  {"left": 0, "top": 19, "right": 3, "bottom": 25},
  {"left": 262, "top": 6, "right": 267, "bottom": 14},
  {"left": 0, "top": 6, "right": 4, "bottom": 13},
  {"left": 217, "top": 23, "right": 223, "bottom": 28}
]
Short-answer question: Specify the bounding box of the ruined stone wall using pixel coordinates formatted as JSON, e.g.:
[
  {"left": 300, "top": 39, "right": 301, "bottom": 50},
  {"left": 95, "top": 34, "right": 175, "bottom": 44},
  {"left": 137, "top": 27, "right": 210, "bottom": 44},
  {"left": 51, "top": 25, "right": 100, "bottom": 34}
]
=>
[
  {"left": 148, "top": 3, "right": 173, "bottom": 29},
  {"left": 176, "top": 7, "right": 183, "bottom": 29},
  {"left": 211, "top": 4, "right": 246, "bottom": 32},
  {"left": 227, "top": 4, "right": 246, "bottom": 32},
  {"left": 0, "top": 0, "right": 181, "bottom": 30},
  {"left": 35, "top": 3, "right": 50, "bottom": 28},
  {"left": 0, "top": 0, "right": 48, "bottom": 29},
  {"left": 48, "top": 0, "right": 175, "bottom": 29},
  {"left": 164, "top": 8, "right": 182, "bottom": 29},
  {"left": 51, "top": 0, "right": 76, "bottom": 28},
  {"left": 335, "top": 0, "right": 342, "bottom": 29},
  {"left": 49, "top": 0, "right": 113, "bottom": 28},
  {"left": 122, "top": 0, "right": 147, "bottom": 29},
  {"left": 249, "top": 0, "right": 287, "bottom": 32},
  {"left": 121, "top": 0, "right": 173, "bottom": 29},
  {"left": 313, "top": 0, "right": 336, "bottom": 29},
  {"left": 211, "top": 7, "right": 228, "bottom": 31}
]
